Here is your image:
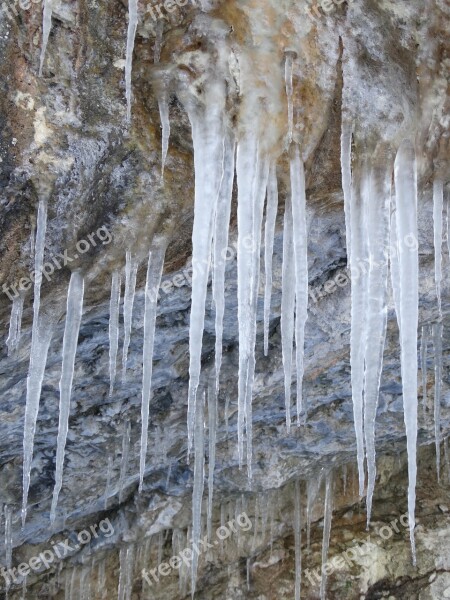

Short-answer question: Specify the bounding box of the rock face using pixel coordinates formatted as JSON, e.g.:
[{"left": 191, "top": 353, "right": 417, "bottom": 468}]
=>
[{"left": 0, "top": 0, "right": 449, "bottom": 598}]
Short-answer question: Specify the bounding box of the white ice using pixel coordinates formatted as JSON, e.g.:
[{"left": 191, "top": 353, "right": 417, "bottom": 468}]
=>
[
  {"left": 122, "top": 251, "right": 139, "bottom": 382},
  {"left": 263, "top": 164, "right": 278, "bottom": 356},
  {"left": 433, "top": 179, "right": 444, "bottom": 318},
  {"left": 109, "top": 271, "right": 121, "bottom": 396},
  {"left": 320, "top": 473, "right": 333, "bottom": 600},
  {"left": 39, "top": 0, "right": 53, "bottom": 76},
  {"left": 125, "top": 0, "right": 138, "bottom": 123}
]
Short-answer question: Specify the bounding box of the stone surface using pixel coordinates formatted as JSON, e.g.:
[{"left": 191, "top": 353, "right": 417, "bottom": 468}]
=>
[{"left": 0, "top": 0, "right": 449, "bottom": 598}]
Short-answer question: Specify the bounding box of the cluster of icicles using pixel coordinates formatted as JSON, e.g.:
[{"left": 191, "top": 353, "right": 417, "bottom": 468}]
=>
[{"left": 3, "top": 5, "right": 446, "bottom": 599}]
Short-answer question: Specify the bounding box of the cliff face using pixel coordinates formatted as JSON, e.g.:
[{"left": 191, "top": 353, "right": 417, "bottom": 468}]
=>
[{"left": 0, "top": 0, "right": 449, "bottom": 598}]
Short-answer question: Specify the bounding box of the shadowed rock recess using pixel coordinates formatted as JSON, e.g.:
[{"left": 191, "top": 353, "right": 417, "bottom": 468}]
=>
[{"left": 0, "top": 0, "right": 449, "bottom": 598}]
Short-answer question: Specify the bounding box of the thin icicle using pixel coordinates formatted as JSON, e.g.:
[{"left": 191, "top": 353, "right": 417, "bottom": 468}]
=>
[
  {"left": 349, "top": 164, "right": 369, "bottom": 497},
  {"left": 104, "top": 455, "right": 113, "bottom": 509},
  {"left": 433, "top": 179, "right": 444, "bottom": 318},
  {"left": 363, "top": 164, "right": 391, "bottom": 527},
  {"left": 185, "top": 80, "right": 226, "bottom": 460},
  {"left": 320, "top": 473, "right": 333, "bottom": 600},
  {"left": 6, "top": 294, "right": 24, "bottom": 356},
  {"left": 109, "top": 271, "right": 121, "bottom": 396},
  {"left": 213, "top": 129, "right": 235, "bottom": 392},
  {"left": 420, "top": 325, "right": 428, "bottom": 418},
  {"left": 281, "top": 192, "right": 295, "bottom": 431},
  {"left": 433, "top": 322, "right": 443, "bottom": 482},
  {"left": 394, "top": 140, "right": 419, "bottom": 565},
  {"left": 21, "top": 574, "right": 27, "bottom": 599},
  {"left": 159, "top": 94, "right": 170, "bottom": 178},
  {"left": 51, "top": 270, "right": 85, "bottom": 524},
  {"left": 207, "top": 380, "right": 217, "bottom": 543},
  {"left": 290, "top": 144, "right": 308, "bottom": 424},
  {"left": 122, "top": 251, "right": 139, "bottom": 382},
  {"left": 39, "top": 0, "right": 53, "bottom": 76},
  {"left": 390, "top": 208, "right": 402, "bottom": 332},
  {"left": 22, "top": 198, "right": 49, "bottom": 525},
  {"left": 343, "top": 464, "right": 347, "bottom": 495},
  {"left": 117, "top": 547, "right": 127, "bottom": 600},
  {"left": 341, "top": 121, "right": 353, "bottom": 262},
  {"left": 191, "top": 391, "right": 205, "bottom": 597},
  {"left": 294, "top": 480, "right": 301, "bottom": 600},
  {"left": 4, "top": 505, "right": 12, "bottom": 569},
  {"left": 139, "top": 244, "right": 165, "bottom": 492},
  {"left": 263, "top": 164, "right": 278, "bottom": 356},
  {"left": 119, "top": 421, "right": 131, "bottom": 504},
  {"left": 306, "top": 471, "right": 323, "bottom": 550},
  {"left": 284, "top": 51, "right": 296, "bottom": 145},
  {"left": 125, "top": 0, "right": 138, "bottom": 123},
  {"left": 236, "top": 135, "right": 270, "bottom": 478}
]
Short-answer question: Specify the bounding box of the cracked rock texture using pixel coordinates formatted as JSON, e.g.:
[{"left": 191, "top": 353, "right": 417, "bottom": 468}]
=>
[{"left": 0, "top": 0, "right": 449, "bottom": 598}]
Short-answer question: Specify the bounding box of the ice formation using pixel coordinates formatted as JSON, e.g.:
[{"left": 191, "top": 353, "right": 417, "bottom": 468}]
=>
[
  {"left": 109, "top": 271, "right": 121, "bottom": 396},
  {"left": 6, "top": 294, "right": 24, "bottom": 356},
  {"left": 39, "top": 0, "right": 53, "bottom": 76},
  {"left": 125, "top": 0, "right": 138, "bottom": 123},
  {"left": 263, "top": 165, "right": 279, "bottom": 356},
  {"left": 122, "top": 251, "right": 139, "bottom": 382}
]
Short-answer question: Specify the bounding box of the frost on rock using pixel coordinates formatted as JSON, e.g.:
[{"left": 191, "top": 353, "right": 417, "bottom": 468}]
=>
[
  {"left": 139, "top": 243, "right": 166, "bottom": 491},
  {"left": 394, "top": 140, "right": 419, "bottom": 564},
  {"left": 51, "top": 271, "right": 85, "bottom": 523}
]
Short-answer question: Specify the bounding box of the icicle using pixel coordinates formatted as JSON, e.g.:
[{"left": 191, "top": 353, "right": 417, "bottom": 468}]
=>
[
  {"left": 290, "top": 144, "right": 309, "bottom": 424},
  {"left": 22, "top": 574, "right": 27, "bottom": 599},
  {"left": 394, "top": 140, "right": 419, "bottom": 565},
  {"left": 447, "top": 198, "right": 450, "bottom": 259},
  {"left": 125, "top": 545, "right": 135, "bottom": 600},
  {"left": 97, "top": 559, "right": 106, "bottom": 598},
  {"left": 159, "top": 95, "right": 171, "bottom": 178},
  {"left": 39, "top": 0, "right": 53, "bottom": 76},
  {"left": 284, "top": 51, "right": 296, "bottom": 145},
  {"left": 252, "top": 496, "right": 259, "bottom": 551},
  {"left": 4, "top": 505, "right": 12, "bottom": 569},
  {"left": 125, "top": 0, "right": 138, "bottom": 123},
  {"left": 306, "top": 472, "right": 322, "bottom": 550},
  {"left": 109, "top": 271, "right": 121, "bottom": 396},
  {"left": 22, "top": 198, "right": 49, "bottom": 525},
  {"left": 69, "top": 566, "right": 78, "bottom": 600},
  {"left": 433, "top": 179, "right": 444, "bottom": 318},
  {"left": 122, "top": 251, "right": 139, "bottom": 382},
  {"left": 390, "top": 208, "right": 402, "bottom": 332},
  {"left": 6, "top": 294, "right": 24, "bottom": 356},
  {"left": 185, "top": 80, "right": 226, "bottom": 460},
  {"left": 117, "top": 547, "right": 127, "bottom": 600},
  {"left": 420, "top": 325, "right": 428, "bottom": 418},
  {"left": 363, "top": 164, "right": 391, "bottom": 527},
  {"left": 320, "top": 473, "right": 333, "bottom": 600},
  {"left": 51, "top": 271, "right": 85, "bottom": 524},
  {"left": 433, "top": 322, "right": 443, "bottom": 482},
  {"left": 153, "top": 19, "right": 163, "bottom": 64},
  {"left": 213, "top": 129, "right": 235, "bottom": 392},
  {"left": 349, "top": 164, "right": 369, "bottom": 497},
  {"left": 341, "top": 121, "right": 353, "bottom": 262},
  {"left": 207, "top": 380, "right": 217, "bottom": 543},
  {"left": 191, "top": 391, "right": 205, "bottom": 597},
  {"left": 281, "top": 192, "right": 295, "bottom": 431},
  {"left": 104, "top": 455, "right": 113, "bottom": 509},
  {"left": 224, "top": 394, "right": 230, "bottom": 436},
  {"left": 139, "top": 244, "right": 165, "bottom": 492},
  {"left": 236, "top": 135, "right": 270, "bottom": 478},
  {"left": 119, "top": 421, "right": 131, "bottom": 504},
  {"left": 294, "top": 481, "right": 301, "bottom": 600},
  {"left": 263, "top": 164, "right": 279, "bottom": 356},
  {"left": 246, "top": 557, "right": 251, "bottom": 591}
]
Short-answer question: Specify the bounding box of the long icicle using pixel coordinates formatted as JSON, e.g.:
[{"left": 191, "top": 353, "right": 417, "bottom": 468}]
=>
[
  {"left": 263, "top": 164, "right": 278, "bottom": 356},
  {"left": 363, "top": 163, "right": 391, "bottom": 527},
  {"left": 213, "top": 129, "right": 235, "bottom": 392},
  {"left": 420, "top": 325, "right": 428, "bottom": 418},
  {"left": 186, "top": 81, "right": 226, "bottom": 460},
  {"left": 281, "top": 191, "right": 295, "bottom": 432},
  {"left": 290, "top": 144, "right": 308, "bottom": 424},
  {"left": 341, "top": 121, "right": 353, "bottom": 263},
  {"left": 433, "top": 322, "right": 443, "bottom": 482},
  {"left": 433, "top": 179, "right": 444, "bottom": 318},
  {"left": 159, "top": 93, "right": 171, "bottom": 178},
  {"left": 139, "top": 243, "right": 165, "bottom": 492},
  {"left": 293, "top": 480, "right": 302, "bottom": 600},
  {"left": 284, "top": 51, "right": 296, "bottom": 145},
  {"left": 191, "top": 391, "right": 205, "bottom": 597},
  {"left": 39, "top": 0, "right": 53, "bottom": 76},
  {"left": 394, "top": 140, "right": 419, "bottom": 565},
  {"left": 109, "top": 271, "right": 121, "bottom": 396},
  {"left": 119, "top": 421, "right": 131, "bottom": 504},
  {"left": 51, "top": 270, "right": 85, "bottom": 523},
  {"left": 122, "top": 251, "right": 139, "bottom": 382},
  {"left": 320, "top": 472, "right": 333, "bottom": 600},
  {"left": 125, "top": 0, "right": 138, "bottom": 123},
  {"left": 349, "top": 164, "right": 368, "bottom": 496},
  {"left": 22, "top": 199, "right": 51, "bottom": 526}
]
